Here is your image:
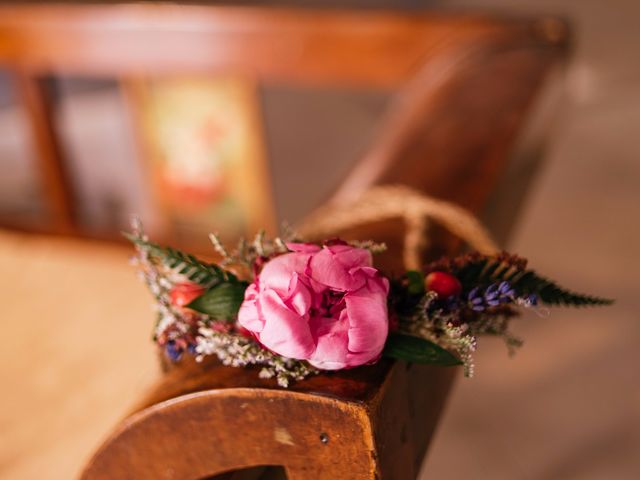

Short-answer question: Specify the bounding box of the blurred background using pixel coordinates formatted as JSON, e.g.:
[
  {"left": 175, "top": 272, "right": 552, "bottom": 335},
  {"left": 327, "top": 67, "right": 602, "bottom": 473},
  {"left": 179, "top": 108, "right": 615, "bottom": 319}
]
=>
[{"left": 0, "top": 1, "right": 638, "bottom": 479}]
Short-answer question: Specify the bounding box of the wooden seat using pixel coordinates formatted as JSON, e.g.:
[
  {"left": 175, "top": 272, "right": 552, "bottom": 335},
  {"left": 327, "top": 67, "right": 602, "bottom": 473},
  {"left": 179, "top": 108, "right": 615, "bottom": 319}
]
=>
[{"left": 0, "top": 4, "right": 569, "bottom": 478}]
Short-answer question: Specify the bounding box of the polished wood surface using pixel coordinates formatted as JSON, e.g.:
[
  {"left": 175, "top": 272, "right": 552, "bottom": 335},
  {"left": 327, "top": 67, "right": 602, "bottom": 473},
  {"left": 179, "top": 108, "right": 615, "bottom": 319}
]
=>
[
  {"left": 84, "top": 356, "right": 456, "bottom": 479},
  {"left": 0, "top": 5, "right": 543, "bottom": 87},
  {"left": 332, "top": 17, "right": 568, "bottom": 211}
]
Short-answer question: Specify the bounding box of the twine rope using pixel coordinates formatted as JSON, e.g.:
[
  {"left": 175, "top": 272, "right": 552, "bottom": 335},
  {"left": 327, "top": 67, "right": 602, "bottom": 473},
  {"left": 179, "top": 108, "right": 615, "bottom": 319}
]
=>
[{"left": 297, "top": 185, "right": 499, "bottom": 270}]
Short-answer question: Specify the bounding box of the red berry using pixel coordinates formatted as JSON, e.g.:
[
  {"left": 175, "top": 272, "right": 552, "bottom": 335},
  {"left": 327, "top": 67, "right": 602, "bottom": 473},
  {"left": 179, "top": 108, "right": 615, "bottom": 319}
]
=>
[
  {"left": 424, "top": 271, "right": 462, "bottom": 298},
  {"left": 169, "top": 282, "right": 205, "bottom": 308}
]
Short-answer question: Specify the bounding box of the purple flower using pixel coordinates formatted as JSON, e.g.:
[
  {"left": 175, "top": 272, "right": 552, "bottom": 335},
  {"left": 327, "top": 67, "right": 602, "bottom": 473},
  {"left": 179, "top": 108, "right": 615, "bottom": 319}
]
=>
[
  {"left": 165, "top": 340, "right": 183, "bottom": 362},
  {"left": 468, "top": 287, "right": 486, "bottom": 311},
  {"left": 467, "top": 281, "right": 516, "bottom": 311}
]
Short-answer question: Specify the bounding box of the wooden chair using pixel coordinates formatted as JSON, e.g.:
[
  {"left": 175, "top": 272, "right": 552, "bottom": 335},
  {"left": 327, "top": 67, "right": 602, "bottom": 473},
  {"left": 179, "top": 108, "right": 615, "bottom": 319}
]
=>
[{"left": 0, "top": 4, "right": 569, "bottom": 478}]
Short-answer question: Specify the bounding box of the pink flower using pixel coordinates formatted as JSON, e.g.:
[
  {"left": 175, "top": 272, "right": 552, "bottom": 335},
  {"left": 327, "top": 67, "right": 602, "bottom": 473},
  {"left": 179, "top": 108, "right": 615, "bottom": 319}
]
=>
[{"left": 238, "top": 242, "right": 390, "bottom": 370}]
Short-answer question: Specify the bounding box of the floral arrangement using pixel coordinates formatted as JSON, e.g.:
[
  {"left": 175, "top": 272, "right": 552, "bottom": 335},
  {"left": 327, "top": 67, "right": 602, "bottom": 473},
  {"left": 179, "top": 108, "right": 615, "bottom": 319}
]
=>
[{"left": 127, "top": 220, "right": 611, "bottom": 387}]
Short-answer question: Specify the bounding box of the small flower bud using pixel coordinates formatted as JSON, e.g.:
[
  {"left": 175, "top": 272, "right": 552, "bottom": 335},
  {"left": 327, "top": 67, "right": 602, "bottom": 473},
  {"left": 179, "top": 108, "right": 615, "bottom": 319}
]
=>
[{"left": 169, "top": 282, "right": 206, "bottom": 308}]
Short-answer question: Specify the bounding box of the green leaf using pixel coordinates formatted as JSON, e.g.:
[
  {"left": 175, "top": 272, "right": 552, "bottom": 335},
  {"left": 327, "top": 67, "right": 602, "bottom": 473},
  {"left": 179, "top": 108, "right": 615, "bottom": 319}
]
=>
[
  {"left": 383, "top": 333, "right": 462, "bottom": 366},
  {"left": 124, "top": 233, "right": 236, "bottom": 287},
  {"left": 187, "top": 282, "right": 248, "bottom": 320},
  {"left": 406, "top": 270, "right": 425, "bottom": 295}
]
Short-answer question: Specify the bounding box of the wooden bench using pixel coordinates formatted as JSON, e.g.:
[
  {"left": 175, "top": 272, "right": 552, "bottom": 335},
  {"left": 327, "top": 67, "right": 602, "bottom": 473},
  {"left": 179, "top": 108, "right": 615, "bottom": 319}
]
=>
[{"left": 0, "top": 4, "right": 569, "bottom": 478}]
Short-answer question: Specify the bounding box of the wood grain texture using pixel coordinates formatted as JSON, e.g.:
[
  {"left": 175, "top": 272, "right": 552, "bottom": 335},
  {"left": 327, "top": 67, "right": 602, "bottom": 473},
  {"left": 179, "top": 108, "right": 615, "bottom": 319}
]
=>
[
  {"left": 83, "top": 356, "right": 456, "bottom": 479},
  {"left": 0, "top": 4, "right": 536, "bottom": 88},
  {"left": 332, "top": 19, "right": 569, "bottom": 210},
  {"left": 88, "top": 389, "right": 378, "bottom": 479}
]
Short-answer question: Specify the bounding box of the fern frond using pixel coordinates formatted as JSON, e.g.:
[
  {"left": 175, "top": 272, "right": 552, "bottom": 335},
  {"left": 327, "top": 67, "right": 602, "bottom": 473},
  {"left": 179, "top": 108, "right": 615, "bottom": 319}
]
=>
[
  {"left": 452, "top": 254, "right": 613, "bottom": 307},
  {"left": 509, "top": 270, "right": 613, "bottom": 306},
  {"left": 124, "top": 233, "right": 237, "bottom": 286}
]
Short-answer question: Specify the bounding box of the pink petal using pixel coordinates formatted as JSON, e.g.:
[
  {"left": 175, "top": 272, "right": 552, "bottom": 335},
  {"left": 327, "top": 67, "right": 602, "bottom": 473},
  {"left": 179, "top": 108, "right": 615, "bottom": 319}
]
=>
[
  {"left": 307, "top": 314, "right": 350, "bottom": 370},
  {"left": 327, "top": 244, "right": 372, "bottom": 269},
  {"left": 237, "top": 299, "right": 263, "bottom": 332},
  {"left": 259, "top": 252, "right": 310, "bottom": 295},
  {"left": 350, "top": 267, "right": 390, "bottom": 295},
  {"left": 286, "top": 242, "right": 321, "bottom": 254},
  {"left": 306, "top": 275, "right": 329, "bottom": 297},
  {"left": 344, "top": 281, "right": 389, "bottom": 357},
  {"left": 257, "top": 289, "right": 315, "bottom": 359},
  {"left": 284, "top": 273, "right": 313, "bottom": 316},
  {"left": 237, "top": 284, "right": 264, "bottom": 332},
  {"left": 308, "top": 247, "right": 364, "bottom": 291}
]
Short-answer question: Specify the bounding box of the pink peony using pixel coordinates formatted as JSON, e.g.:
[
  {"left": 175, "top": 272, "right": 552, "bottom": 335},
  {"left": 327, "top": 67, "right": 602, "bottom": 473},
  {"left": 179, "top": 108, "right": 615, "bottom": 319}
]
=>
[{"left": 238, "top": 242, "right": 390, "bottom": 370}]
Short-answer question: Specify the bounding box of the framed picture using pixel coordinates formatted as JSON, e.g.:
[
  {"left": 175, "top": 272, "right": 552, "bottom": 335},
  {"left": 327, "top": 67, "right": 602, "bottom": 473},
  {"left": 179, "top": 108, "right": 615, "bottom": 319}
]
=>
[{"left": 128, "top": 76, "right": 276, "bottom": 250}]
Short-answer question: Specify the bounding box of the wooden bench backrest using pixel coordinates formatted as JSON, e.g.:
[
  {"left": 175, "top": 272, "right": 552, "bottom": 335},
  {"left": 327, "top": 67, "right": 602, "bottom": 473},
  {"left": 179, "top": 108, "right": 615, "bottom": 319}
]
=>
[{"left": 0, "top": 4, "right": 568, "bottom": 238}]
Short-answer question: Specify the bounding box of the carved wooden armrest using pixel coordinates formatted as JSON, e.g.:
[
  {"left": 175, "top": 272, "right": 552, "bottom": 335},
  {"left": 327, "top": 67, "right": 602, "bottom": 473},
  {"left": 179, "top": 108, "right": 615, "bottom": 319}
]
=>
[{"left": 82, "top": 355, "right": 455, "bottom": 479}]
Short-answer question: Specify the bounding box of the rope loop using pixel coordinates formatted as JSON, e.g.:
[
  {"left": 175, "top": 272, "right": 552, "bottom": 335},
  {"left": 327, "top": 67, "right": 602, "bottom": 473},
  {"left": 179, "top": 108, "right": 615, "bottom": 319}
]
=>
[{"left": 297, "top": 185, "right": 499, "bottom": 270}]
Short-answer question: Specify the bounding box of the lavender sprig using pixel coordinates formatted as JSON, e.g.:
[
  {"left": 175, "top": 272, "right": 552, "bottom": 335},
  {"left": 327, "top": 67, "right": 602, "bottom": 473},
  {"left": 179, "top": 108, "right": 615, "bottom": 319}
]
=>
[{"left": 467, "top": 281, "right": 536, "bottom": 311}]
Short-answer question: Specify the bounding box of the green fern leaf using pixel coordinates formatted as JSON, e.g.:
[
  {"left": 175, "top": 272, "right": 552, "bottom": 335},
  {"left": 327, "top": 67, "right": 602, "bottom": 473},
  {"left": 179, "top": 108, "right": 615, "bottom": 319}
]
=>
[
  {"left": 124, "top": 233, "right": 237, "bottom": 287},
  {"left": 453, "top": 254, "right": 613, "bottom": 307},
  {"left": 509, "top": 270, "right": 613, "bottom": 306}
]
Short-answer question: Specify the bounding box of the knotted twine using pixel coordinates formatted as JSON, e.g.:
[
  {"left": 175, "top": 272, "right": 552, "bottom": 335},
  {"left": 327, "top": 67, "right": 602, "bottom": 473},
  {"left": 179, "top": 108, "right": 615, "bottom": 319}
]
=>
[{"left": 297, "top": 185, "right": 499, "bottom": 270}]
